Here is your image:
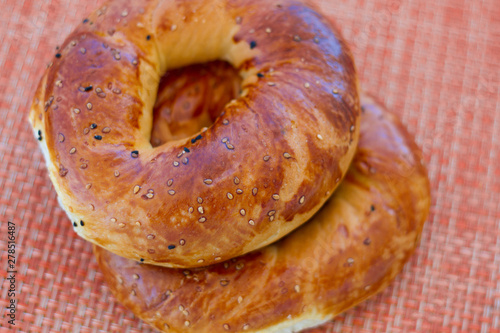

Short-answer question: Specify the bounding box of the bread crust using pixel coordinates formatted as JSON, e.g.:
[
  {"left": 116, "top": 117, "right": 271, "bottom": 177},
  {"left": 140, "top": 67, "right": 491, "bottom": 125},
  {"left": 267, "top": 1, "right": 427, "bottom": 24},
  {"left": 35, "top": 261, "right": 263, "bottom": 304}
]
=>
[
  {"left": 29, "top": 0, "right": 360, "bottom": 268},
  {"left": 94, "top": 95, "right": 431, "bottom": 332}
]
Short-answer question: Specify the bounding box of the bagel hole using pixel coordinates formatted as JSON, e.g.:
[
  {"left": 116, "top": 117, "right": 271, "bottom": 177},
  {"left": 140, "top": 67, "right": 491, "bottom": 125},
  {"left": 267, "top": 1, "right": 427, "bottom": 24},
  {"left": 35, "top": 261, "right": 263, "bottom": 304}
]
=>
[{"left": 151, "top": 61, "right": 241, "bottom": 147}]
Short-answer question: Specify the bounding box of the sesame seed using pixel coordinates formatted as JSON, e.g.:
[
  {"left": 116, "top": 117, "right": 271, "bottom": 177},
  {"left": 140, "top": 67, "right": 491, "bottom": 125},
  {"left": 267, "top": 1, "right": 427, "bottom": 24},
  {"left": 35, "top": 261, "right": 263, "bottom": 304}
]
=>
[
  {"left": 167, "top": 179, "right": 173, "bottom": 186},
  {"left": 173, "top": 161, "right": 179, "bottom": 167},
  {"left": 227, "top": 193, "right": 234, "bottom": 200},
  {"left": 333, "top": 89, "right": 339, "bottom": 94},
  {"left": 347, "top": 258, "right": 355, "bottom": 265},
  {"left": 240, "top": 209, "right": 246, "bottom": 216},
  {"left": 317, "top": 134, "right": 323, "bottom": 140},
  {"left": 86, "top": 183, "right": 92, "bottom": 189},
  {"left": 243, "top": 324, "right": 250, "bottom": 330},
  {"left": 203, "top": 179, "right": 213, "bottom": 185},
  {"left": 252, "top": 188, "right": 258, "bottom": 196},
  {"left": 171, "top": 24, "right": 177, "bottom": 31},
  {"left": 226, "top": 143, "right": 234, "bottom": 150},
  {"left": 94, "top": 135, "right": 102, "bottom": 140},
  {"left": 235, "top": 16, "right": 242, "bottom": 24},
  {"left": 182, "top": 157, "right": 189, "bottom": 165},
  {"left": 263, "top": 155, "right": 270, "bottom": 161},
  {"left": 236, "top": 189, "right": 243, "bottom": 194},
  {"left": 80, "top": 163, "right": 88, "bottom": 169},
  {"left": 73, "top": 108, "right": 81, "bottom": 114},
  {"left": 269, "top": 215, "right": 275, "bottom": 222},
  {"left": 265, "top": 27, "right": 272, "bottom": 33},
  {"left": 188, "top": 207, "right": 194, "bottom": 213},
  {"left": 234, "top": 177, "right": 240, "bottom": 184},
  {"left": 314, "top": 37, "right": 320, "bottom": 43},
  {"left": 198, "top": 217, "right": 206, "bottom": 223},
  {"left": 83, "top": 128, "right": 90, "bottom": 135},
  {"left": 147, "top": 234, "right": 155, "bottom": 240},
  {"left": 112, "top": 88, "right": 121, "bottom": 94},
  {"left": 304, "top": 82, "right": 310, "bottom": 88},
  {"left": 238, "top": 296, "right": 243, "bottom": 303},
  {"left": 114, "top": 171, "right": 120, "bottom": 177},
  {"left": 268, "top": 210, "right": 276, "bottom": 216},
  {"left": 146, "top": 193, "right": 154, "bottom": 199},
  {"left": 350, "top": 125, "right": 355, "bottom": 132},
  {"left": 267, "top": 82, "right": 276, "bottom": 86},
  {"left": 198, "top": 207, "right": 204, "bottom": 214},
  {"left": 197, "top": 259, "right": 204, "bottom": 263},
  {"left": 236, "top": 263, "right": 244, "bottom": 270},
  {"left": 168, "top": 190, "right": 175, "bottom": 195},
  {"left": 299, "top": 196, "right": 305, "bottom": 204},
  {"left": 80, "top": 48, "right": 86, "bottom": 54},
  {"left": 220, "top": 279, "right": 229, "bottom": 286},
  {"left": 132, "top": 59, "right": 138, "bottom": 65},
  {"left": 168, "top": 245, "right": 176, "bottom": 250},
  {"left": 223, "top": 119, "right": 229, "bottom": 125},
  {"left": 69, "top": 147, "right": 76, "bottom": 154},
  {"left": 58, "top": 133, "right": 65, "bottom": 142},
  {"left": 133, "top": 274, "right": 139, "bottom": 280},
  {"left": 179, "top": 239, "right": 186, "bottom": 245},
  {"left": 283, "top": 152, "right": 291, "bottom": 159},
  {"left": 121, "top": 9, "right": 128, "bottom": 17},
  {"left": 184, "top": 321, "right": 190, "bottom": 327},
  {"left": 223, "top": 324, "right": 230, "bottom": 331},
  {"left": 248, "top": 220, "right": 255, "bottom": 225},
  {"left": 294, "top": 285, "right": 300, "bottom": 292},
  {"left": 86, "top": 103, "right": 92, "bottom": 110},
  {"left": 214, "top": 257, "right": 221, "bottom": 261},
  {"left": 272, "top": 194, "right": 280, "bottom": 200},
  {"left": 135, "top": 221, "right": 141, "bottom": 226},
  {"left": 133, "top": 185, "right": 141, "bottom": 194},
  {"left": 55, "top": 80, "right": 63, "bottom": 87},
  {"left": 221, "top": 137, "right": 228, "bottom": 143},
  {"left": 293, "top": 35, "right": 301, "bottom": 42},
  {"left": 197, "top": 197, "right": 203, "bottom": 204},
  {"left": 114, "top": 53, "right": 121, "bottom": 60}
]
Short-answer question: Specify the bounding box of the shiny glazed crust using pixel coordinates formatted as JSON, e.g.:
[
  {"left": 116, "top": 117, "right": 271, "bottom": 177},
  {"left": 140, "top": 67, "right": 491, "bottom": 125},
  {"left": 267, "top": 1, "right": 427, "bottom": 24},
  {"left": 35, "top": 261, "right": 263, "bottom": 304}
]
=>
[
  {"left": 28, "top": 0, "right": 360, "bottom": 268},
  {"left": 94, "top": 95, "right": 431, "bottom": 333}
]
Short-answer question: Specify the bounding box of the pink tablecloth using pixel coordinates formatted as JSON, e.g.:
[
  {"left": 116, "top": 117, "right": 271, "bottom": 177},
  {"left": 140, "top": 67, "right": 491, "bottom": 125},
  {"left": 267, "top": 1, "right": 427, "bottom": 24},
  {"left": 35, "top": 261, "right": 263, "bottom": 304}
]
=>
[{"left": 0, "top": 0, "right": 498, "bottom": 332}]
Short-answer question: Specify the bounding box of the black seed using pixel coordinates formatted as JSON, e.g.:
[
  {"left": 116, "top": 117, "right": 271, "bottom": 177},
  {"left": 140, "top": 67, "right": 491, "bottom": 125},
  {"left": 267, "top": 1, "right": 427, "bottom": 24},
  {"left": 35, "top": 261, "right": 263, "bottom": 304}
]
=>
[
  {"left": 94, "top": 135, "right": 102, "bottom": 140},
  {"left": 168, "top": 245, "right": 176, "bottom": 250},
  {"left": 257, "top": 73, "right": 264, "bottom": 78},
  {"left": 37, "top": 130, "right": 42, "bottom": 141},
  {"left": 80, "top": 220, "right": 84, "bottom": 226},
  {"left": 73, "top": 222, "right": 77, "bottom": 227},
  {"left": 55, "top": 53, "right": 61, "bottom": 58},
  {"left": 146, "top": 35, "right": 151, "bottom": 40},
  {"left": 131, "top": 150, "right": 139, "bottom": 158},
  {"left": 83, "top": 18, "right": 89, "bottom": 24},
  {"left": 370, "top": 205, "right": 375, "bottom": 212},
  {"left": 191, "top": 135, "right": 202, "bottom": 144},
  {"left": 84, "top": 85, "right": 93, "bottom": 92},
  {"left": 90, "top": 123, "right": 97, "bottom": 129},
  {"left": 363, "top": 238, "right": 371, "bottom": 245},
  {"left": 183, "top": 147, "right": 190, "bottom": 153},
  {"left": 250, "top": 41, "right": 257, "bottom": 49},
  {"left": 140, "top": 258, "right": 144, "bottom": 262}
]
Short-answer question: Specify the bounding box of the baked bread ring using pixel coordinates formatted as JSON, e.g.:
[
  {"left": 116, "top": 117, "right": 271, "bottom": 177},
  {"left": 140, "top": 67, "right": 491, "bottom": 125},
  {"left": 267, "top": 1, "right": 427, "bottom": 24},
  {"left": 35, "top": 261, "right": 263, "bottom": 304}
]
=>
[
  {"left": 29, "top": 0, "right": 360, "bottom": 268},
  {"left": 95, "top": 94, "right": 431, "bottom": 333}
]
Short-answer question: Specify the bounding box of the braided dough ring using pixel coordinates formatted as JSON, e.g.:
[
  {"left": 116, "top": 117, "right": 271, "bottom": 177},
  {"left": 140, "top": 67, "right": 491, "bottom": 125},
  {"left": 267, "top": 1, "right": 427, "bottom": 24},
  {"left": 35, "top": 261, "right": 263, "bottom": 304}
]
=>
[
  {"left": 29, "top": 0, "right": 360, "bottom": 268},
  {"left": 94, "top": 69, "right": 430, "bottom": 332}
]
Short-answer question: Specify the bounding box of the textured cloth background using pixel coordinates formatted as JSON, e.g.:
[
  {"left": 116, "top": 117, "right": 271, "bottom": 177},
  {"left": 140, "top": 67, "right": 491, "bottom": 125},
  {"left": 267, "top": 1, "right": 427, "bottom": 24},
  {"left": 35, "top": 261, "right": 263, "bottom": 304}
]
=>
[{"left": 0, "top": 0, "right": 499, "bottom": 332}]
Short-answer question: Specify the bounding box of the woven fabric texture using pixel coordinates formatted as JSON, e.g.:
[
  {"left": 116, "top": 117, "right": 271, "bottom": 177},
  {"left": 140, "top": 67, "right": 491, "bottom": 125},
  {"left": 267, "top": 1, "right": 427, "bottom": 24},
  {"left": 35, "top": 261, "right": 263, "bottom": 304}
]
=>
[{"left": 0, "top": 0, "right": 498, "bottom": 332}]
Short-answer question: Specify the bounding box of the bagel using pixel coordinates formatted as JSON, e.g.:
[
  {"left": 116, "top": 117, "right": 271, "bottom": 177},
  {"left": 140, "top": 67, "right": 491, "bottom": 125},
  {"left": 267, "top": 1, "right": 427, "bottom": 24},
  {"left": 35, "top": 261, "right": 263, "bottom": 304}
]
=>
[
  {"left": 95, "top": 93, "right": 430, "bottom": 333},
  {"left": 29, "top": 0, "right": 360, "bottom": 268}
]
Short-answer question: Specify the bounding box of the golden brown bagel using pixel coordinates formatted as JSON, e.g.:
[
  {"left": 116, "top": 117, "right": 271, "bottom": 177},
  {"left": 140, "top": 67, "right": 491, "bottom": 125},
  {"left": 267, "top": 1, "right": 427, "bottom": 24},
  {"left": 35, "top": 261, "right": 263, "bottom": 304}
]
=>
[
  {"left": 29, "top": 0, "right": 360, "bottom": 268},
  {"left": 95, "top": 93, "right": 431, "bottom": 333}
]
